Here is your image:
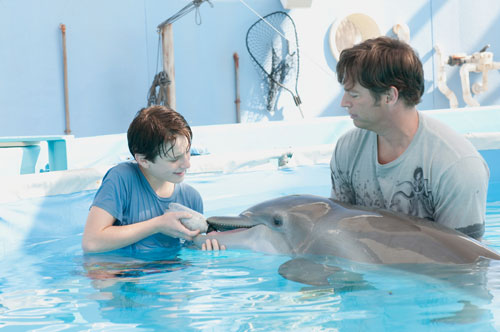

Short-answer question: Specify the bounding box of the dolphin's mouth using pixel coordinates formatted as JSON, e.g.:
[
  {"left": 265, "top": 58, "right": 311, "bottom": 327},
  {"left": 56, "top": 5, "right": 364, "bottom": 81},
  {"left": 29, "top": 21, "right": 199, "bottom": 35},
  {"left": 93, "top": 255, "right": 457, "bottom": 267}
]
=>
[{"left": 206, "top": 216, "right": 258, "bottom": 232}]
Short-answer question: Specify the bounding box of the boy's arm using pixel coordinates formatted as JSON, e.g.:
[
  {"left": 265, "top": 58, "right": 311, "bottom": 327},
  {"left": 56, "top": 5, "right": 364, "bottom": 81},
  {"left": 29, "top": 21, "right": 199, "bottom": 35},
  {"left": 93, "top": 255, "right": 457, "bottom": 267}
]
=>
[{"left": 81, "top": 206, "right": 199, "bottom": 253}]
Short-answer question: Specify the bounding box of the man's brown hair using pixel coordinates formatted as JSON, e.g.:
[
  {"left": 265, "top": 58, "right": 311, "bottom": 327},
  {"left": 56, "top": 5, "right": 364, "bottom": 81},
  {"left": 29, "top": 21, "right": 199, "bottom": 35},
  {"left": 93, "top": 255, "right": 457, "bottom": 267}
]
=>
[{"left": 336, "top": 36, "right": 424, "bottom": 107}]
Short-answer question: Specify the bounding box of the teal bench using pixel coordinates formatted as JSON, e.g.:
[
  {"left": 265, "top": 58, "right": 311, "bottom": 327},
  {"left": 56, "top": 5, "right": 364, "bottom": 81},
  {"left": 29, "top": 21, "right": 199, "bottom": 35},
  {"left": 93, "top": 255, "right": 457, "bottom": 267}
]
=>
[{"left": 0, "top": 136, "right": 71, "bottom": 173}]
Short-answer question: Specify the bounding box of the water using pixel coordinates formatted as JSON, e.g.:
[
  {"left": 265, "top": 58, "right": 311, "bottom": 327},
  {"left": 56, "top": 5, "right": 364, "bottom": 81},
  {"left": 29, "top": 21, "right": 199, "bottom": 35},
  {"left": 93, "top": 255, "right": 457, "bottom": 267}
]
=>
[{"left": 1, "top": 164, "right": 500, "bottom": 331}]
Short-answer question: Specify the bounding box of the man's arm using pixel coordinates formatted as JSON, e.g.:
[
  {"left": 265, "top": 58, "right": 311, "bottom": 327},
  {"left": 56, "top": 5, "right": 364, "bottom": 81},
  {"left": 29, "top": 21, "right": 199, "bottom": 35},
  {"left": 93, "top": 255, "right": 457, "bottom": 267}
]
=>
[{"left": 433, "top": 157, "right": 489, "bottom": 239}]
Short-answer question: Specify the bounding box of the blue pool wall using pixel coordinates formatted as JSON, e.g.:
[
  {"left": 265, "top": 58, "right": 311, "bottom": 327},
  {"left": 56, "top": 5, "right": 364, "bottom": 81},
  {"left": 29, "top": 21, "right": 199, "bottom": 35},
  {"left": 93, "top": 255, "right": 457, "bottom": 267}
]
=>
[
  {"left": 1, "top": 106, "right": 499, "bottom": 200},
  {"left": 2, "top": 0, "right": 500, "bottom": 137}
]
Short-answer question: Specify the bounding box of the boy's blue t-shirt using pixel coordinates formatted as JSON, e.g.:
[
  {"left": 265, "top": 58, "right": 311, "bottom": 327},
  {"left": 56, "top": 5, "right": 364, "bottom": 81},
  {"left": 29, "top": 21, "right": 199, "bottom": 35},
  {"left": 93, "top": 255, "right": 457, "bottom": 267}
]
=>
[{"left": 91, "top": 161, "right": 203, "bottom": 252}]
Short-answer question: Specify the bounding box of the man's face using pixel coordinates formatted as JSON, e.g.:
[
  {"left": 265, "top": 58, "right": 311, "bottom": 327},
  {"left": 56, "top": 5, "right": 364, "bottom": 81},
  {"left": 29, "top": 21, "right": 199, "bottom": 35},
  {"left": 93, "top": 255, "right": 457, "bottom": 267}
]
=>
[{"left": 340, "top": 82, "right": 385, "bottom": 131}]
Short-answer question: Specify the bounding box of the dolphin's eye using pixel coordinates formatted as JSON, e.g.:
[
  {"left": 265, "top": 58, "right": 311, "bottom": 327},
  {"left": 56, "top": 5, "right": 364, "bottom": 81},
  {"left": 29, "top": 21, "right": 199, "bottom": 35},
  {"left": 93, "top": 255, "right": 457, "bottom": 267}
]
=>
[{"left": 273, "top": 215, "right": 283, "bottom": 226}]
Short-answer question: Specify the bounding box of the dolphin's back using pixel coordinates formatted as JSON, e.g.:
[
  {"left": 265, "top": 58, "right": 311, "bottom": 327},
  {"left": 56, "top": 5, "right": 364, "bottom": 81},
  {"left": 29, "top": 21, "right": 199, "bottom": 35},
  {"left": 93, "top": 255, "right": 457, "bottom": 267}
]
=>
[{"left": 311, "top": 200, "right": 500, "bottom": 264}]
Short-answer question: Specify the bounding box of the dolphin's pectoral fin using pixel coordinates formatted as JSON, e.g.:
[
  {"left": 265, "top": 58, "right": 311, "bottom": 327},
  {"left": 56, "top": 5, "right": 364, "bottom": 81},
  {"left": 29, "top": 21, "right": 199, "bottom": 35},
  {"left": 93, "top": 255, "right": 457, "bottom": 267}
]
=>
[
  {"left": 430, "top": 300, "right": 486, "bottom": 324},
  {"left": 278, "top": 258, "right": 338, "bottom": 286},
  {"left": 278, "top": 258, "right": 375, "bottom": 292}
]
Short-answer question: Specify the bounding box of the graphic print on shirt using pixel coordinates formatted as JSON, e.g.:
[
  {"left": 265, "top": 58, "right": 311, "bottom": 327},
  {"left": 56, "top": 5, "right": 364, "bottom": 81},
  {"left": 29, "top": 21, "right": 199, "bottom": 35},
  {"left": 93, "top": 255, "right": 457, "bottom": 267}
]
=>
[
  {"left": 389, "top": 167, "right": 434, "bottom": 220},
  {"left": 331, "top": 170, "right": 384, "bottom": 208},
  {"left": 331, "top": 171, "right": 355, "bottom": 203}
]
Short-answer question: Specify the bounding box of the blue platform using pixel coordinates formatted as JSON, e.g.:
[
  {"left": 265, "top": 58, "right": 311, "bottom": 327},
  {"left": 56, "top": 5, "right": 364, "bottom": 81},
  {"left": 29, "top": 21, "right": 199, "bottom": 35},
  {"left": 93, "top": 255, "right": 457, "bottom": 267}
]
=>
[{"left": 0, "top": 135, "right": 71, "bottom": 173}]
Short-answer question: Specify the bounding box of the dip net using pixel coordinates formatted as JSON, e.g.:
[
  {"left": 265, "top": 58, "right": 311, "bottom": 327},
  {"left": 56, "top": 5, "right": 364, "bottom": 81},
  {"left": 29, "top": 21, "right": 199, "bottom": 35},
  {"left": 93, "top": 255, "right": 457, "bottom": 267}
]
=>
[{"left": 246, "top": 11, "right": 303, "bottom": 117}]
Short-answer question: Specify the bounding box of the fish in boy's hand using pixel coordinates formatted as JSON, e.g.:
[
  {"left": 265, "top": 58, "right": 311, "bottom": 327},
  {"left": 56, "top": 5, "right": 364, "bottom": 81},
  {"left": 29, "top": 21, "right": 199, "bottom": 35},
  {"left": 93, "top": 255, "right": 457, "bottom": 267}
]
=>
[{"left": 168, "top": 202, "right": 208, "bottom": 233}]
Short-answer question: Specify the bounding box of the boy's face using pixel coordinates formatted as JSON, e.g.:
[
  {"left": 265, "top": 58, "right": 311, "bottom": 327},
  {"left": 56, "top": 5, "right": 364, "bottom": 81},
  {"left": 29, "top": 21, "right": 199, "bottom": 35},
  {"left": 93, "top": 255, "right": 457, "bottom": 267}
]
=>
[{"left": 144, "top": 134, "right": 191, "bottom": 184}]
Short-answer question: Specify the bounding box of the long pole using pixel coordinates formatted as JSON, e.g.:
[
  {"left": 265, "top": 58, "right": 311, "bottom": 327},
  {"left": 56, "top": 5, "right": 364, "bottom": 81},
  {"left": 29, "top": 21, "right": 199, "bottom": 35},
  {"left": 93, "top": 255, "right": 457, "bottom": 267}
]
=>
[
  {"left": 161, "top": 24, "right": 176, "bottom": 110},
  {"left": 233, "top": 52, "right": 241, "bottom": 123},
  {"left": 60, "top": 24, "right": 71, "bottom": 135}
]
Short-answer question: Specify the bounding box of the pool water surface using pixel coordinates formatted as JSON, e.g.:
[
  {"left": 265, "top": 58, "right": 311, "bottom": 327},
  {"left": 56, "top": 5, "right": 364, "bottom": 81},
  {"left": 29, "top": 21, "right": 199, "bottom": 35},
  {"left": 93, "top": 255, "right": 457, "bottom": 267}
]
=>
[{"left": 1, "top": 164, "right": 500, "bottom": 331}]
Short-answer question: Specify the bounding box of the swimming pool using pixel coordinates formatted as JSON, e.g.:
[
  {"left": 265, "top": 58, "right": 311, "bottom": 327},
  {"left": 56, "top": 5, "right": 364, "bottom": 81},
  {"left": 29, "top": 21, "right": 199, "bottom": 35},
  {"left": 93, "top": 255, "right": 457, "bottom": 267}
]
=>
[
  {"left": 0, "top": 161, "right": 500, "bottom": 331},
  {"left": 1, "top": 108, "right": 500, "bottom": 331}
]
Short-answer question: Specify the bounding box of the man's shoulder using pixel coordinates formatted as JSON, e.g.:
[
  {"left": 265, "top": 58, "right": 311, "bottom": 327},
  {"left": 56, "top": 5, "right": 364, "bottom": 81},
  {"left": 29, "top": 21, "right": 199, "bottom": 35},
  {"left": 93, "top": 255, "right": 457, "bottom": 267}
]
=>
[{"left": 420, "top": 113, "right": 480, "bottom": 157}]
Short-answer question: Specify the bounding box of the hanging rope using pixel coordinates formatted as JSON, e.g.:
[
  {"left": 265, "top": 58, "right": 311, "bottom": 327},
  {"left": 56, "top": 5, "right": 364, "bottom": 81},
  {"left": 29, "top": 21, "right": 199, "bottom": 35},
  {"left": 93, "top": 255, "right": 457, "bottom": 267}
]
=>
[
  {"left": 148, "top": 33, "right": 171, "bottom": 107},
  {"left": 157, "top": 0, "right": 213, "bottom": 30},
  {"left": 147, "top": 0, "right": 213, "bottom": 107},
  {"left": 147, "top": 71, "right": 171, "bottom": 107}
]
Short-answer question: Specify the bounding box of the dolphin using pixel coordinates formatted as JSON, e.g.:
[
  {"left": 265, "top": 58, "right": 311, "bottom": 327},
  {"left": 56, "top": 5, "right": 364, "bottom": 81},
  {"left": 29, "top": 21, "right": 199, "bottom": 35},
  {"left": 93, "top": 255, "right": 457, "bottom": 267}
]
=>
[{"left": 194, "top": 194, "right": 500, "bottom": 286}]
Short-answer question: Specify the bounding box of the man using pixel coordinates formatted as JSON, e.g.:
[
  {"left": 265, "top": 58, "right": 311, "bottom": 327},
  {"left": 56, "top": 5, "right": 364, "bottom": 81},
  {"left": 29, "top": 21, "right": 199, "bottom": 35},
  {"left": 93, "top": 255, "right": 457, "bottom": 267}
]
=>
[
  {"left": 330, "top": 36, "right": 489, "bottom": 239},
  {"left": 82, "top": 105, "right": 223, "bottom": 253}
]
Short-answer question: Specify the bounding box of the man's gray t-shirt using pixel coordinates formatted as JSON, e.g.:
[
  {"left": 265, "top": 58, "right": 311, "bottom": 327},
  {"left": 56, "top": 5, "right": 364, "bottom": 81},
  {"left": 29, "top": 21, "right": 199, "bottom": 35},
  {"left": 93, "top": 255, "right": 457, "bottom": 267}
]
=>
[
  {"left": 330, "top": 112, "right": 489, "bottom": 239},
  {"left": 91, "top": 161, "right": 203, "bottom": 252}
]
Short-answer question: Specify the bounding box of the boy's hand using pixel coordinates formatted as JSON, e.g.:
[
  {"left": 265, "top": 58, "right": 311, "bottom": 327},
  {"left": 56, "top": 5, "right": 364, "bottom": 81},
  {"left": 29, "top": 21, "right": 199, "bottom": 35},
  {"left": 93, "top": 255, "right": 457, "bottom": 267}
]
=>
[
  {"left": 201, "top": 238, "right": 226, "bottom": 251},
  {"left": 156, "top": 211, "right": 200, "bottom": 240}
]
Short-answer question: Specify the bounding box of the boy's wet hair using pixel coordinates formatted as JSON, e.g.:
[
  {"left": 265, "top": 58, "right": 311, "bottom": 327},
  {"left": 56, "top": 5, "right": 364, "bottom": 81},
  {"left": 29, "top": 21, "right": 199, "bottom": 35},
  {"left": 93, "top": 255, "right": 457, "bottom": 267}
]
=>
[
  {"left": 336, "top": 36, "right": 424, "bottom": 107},
  {"left": 127, "top": 105, "right": 192, "bottom": 162}
]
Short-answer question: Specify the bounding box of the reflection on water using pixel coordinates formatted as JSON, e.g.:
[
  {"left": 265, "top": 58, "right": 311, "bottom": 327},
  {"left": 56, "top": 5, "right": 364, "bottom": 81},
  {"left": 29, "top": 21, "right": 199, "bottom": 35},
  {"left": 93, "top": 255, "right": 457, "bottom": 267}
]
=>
[
  {"left": 74, "top": 245, "right": 500, "bottom": 331},
  {"left": 0, "top": 233, "right": 500, "bottom": 331},
  {"left": 0, "top": 185, "right": 499, "bottom": 330},
  {"left": 83, "top": 251, "right": 189, "bottom": 281}
]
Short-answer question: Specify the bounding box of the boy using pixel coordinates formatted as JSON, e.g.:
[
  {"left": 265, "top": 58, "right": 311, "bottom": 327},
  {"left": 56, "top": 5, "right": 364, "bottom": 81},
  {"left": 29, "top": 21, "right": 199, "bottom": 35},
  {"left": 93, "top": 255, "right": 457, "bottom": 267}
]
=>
[{"left": 82, "top": 105, "right": 223, "bottom": 252}]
